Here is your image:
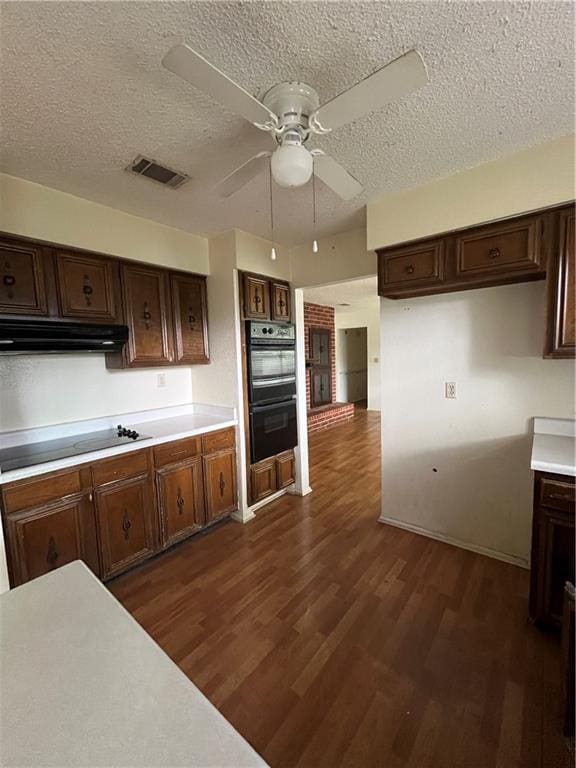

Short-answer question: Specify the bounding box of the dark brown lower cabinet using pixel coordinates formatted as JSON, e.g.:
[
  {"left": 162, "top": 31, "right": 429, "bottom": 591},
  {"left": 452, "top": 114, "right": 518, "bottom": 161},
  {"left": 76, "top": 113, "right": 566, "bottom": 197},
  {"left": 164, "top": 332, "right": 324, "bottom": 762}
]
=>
[
  {"left": 95, "top": 475, "right": 158, "bottom": 580},
  {"left": 250, "top": 450, "right": 295, "bottom": 505},
  {"left": 529, "top": 472, "right": 575, "bottom": 629},
  {"left": 203, "top": 448, "right": 237, "bottom": 522},
  {"left": 4, "top": 494, "right": 99, "bottom": 585},
  {"left": 156, "top": 458, "right": 205, "bottom": 547},
  {"left": 0, "top": 428, "right": 238, "bottom": 587}
]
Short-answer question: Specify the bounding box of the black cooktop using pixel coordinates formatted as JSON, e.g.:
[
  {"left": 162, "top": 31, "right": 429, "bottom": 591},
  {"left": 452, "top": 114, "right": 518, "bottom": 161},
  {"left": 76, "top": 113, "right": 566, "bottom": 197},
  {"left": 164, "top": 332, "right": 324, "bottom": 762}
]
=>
[{"left": 0, "top": 427, "right": 150, "bottom": 472}]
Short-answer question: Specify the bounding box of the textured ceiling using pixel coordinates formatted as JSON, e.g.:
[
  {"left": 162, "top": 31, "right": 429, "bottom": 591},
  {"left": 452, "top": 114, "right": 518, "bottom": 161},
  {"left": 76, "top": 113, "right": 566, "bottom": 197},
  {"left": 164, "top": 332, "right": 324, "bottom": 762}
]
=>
[
  {"left": 0, "top": 1, "right": 574, "bottom": 246},
  {"left": 304, "top": 276, "right": 379, "bottom": 312}
]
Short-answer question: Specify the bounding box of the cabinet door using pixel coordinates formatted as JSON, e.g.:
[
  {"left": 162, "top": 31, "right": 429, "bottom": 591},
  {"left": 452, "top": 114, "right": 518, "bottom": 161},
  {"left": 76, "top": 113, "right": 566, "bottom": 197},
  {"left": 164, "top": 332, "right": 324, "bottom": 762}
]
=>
[
  {"left": 250, "top": 458, "right": 277, "bottom": 504},
  {"left": 203, "top": 449, "right": 237, "bottom": 522},
  {"left": 271, "top": 281, "right": 291, "bottom": 322},
  {"left": 243, "top": 274, "right": 270, "bottom": 320},
  {"left": 121, "top": 264, "right": 173, "bottom": 366},
  {"left": 454, "top": 216, "right": 544, "bottom": 278},
  {"left": 171, "top": 273, "right": 209, "bottom": 364},
  {"left": 311, "top": 370, "right": 331, "bottom": 407},
  {"left": 0, "top": 237, "right": 48, "bottom": 316},
  {"left": 95, "top": 476, "right": 158, "bottom": 579},
  {"left": 157, "top": 458, "right": 205, "bottom": 547},
  {"left": 5, "top": 495, "right": 99, "bottom": 586},
  {"left": 378, "top": 240, "right": 445, "bottom": 295},
  {"left": 545, "top": 208, "right": 575, "bottom": 358},
  {"left": 276, "top": 451, "right": 295, "bottom": 489},
  {"left": 55, "top": 250, "right": 119, "bottom": 322}
]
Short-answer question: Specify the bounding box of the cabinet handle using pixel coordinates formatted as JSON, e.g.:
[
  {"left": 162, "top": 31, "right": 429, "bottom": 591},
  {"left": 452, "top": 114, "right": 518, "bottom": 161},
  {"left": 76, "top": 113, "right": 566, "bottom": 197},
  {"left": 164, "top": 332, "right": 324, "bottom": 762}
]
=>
[
  {"left": 188, "top": 309, "right": 196, "bottom": 330},
  {"left": 121, "top": 511, "right": 132, "bottom": 539},
  {"left": 2, "top": 273, "right": 16, "bottom": 299},
  {"left": 143, "top": 302, "right": 152, "bottom": 330},
  {"left": 489, "top": 248, "right": 501, "bottom": 259},
  {"left": 548, "top": 492, "right": 572, "bottom": 501},
  {"left": 88, "top": 492, "right": 93, "bottom": 502},
  {"left": 219, "top": 472, "right": 226, "bottom": 497},
  {"left": 82, "top": 279, "right": 93, "bottom": 307},
  {"left": 254, "top": 292, "right": 262, "bottom": 306},
  {"left": 278, "top": 299, "right": 285, "bottom": 308},
  {"left": 405, "top": 265, "right": 415, "bottom": 274},
  {"left": 46, "top": 536, "right": 59, "bottom": 567},
  {"left": 176, "top": 487, "right": 185, "bottom": 515}
]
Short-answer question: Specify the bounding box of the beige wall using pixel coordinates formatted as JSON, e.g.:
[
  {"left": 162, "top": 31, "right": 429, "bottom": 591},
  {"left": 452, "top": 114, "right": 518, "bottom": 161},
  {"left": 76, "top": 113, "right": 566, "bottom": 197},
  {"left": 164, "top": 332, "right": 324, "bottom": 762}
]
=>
[
  {"left": 367, "top": 135, "right": 575, "bottom": 250},
  {"left": 0, "top": 173, "right": 209, "bottom": 272},
  {"left": 335, "top": 301, "right": 381, "bottom": 412},
  {"left": 290, "top": 228, "right": 376, "bottom": 288},
  {"left": 235, "top": 230, "right": 291, "bottom": 281}
]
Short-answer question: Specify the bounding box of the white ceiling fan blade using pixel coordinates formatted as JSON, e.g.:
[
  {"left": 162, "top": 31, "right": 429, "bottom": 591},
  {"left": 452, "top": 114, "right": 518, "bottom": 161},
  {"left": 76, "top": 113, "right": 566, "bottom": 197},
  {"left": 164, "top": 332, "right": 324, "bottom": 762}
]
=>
[
  {"left": 311, "top": 50, "right": 427, "bottom": 131},
  {"left": 163, "top": 44, "right": 277, "bottom": 127},
  {"left": 313, "top": 153, "right": 363, "bottom": 201},
  {"left": 216, "top": 152, "right": 271, "bottom": 198}
]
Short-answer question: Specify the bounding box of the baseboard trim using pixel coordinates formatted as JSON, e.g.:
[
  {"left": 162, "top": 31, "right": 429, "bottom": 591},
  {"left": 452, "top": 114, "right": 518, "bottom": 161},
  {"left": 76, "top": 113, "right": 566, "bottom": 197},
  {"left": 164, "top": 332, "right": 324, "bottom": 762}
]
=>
[
  {"left": 288, "top": 485, "right": 312, "bottom": 497},
  {"left": 230, "top": 509, "right": 256, "bottom": 524},
  {"left": 248, "top": 488, "right": 288, "bottom": 515},
  {"left": 378, "top": 515, "right": 529, "bottom": 569}
]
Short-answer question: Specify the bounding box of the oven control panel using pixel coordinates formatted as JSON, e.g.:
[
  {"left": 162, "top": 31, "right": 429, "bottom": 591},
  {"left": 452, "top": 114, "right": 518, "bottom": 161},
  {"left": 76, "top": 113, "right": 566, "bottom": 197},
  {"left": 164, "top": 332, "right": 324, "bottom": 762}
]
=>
[{"left": 248, "top": 321, "right": 295, "bottom": 343}]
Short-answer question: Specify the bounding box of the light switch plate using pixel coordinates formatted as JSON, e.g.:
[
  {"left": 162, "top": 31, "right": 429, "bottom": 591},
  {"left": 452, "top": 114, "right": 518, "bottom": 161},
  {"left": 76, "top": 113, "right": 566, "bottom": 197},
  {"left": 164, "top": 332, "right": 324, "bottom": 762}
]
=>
[
  {"left": 157, "top": 373, "right": 167, "bottom": 388},
  {"left": 445, "top": 381, "right": 456, "bottom": 399}
]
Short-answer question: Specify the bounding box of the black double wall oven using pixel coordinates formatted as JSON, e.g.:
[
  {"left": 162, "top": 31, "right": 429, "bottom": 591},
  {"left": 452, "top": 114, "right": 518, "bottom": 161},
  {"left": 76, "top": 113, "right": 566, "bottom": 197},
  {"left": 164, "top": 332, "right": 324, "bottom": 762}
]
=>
[{"left": 247, "top": 321, "right": 298, "bottom": 464}]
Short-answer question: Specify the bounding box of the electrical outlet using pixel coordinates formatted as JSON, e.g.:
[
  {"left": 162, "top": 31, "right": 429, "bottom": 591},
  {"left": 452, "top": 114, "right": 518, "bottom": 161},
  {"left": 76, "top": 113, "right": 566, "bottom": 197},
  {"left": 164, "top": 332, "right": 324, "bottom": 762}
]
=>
[
  {"left": 445, "top": 381, "right": 456, "bottom": 399},
  {"left": 157, "top": 373, "right": 167, "bottom": 389}
]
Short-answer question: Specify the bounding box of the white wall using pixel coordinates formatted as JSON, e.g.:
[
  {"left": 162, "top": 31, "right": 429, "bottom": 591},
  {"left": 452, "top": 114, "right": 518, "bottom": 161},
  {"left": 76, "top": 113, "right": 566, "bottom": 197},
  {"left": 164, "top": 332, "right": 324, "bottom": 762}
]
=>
[
  {"left": 0, "top": 174, "right": 213, "bottom": 431},
  {"left": 335, "top": 328, "right": 368, "bottom": 403},
  {"left": 335, "top": 300, "right": 381, "bottom": 411},
  {"left": 380, "top": 282, "right": 575, "bottom": 565},
  {"left": 290, "top": 228, "right": 376, "bottom": 288},
  {"left": 367, "top": 135, "right": 575, "bottom": 250}
]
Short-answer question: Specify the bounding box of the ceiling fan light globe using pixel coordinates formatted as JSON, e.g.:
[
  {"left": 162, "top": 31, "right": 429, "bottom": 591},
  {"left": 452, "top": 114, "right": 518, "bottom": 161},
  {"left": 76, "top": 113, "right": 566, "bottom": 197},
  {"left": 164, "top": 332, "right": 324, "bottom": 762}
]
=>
[{"left": 271, "top": 145, "right": 313, "bottom": 188}]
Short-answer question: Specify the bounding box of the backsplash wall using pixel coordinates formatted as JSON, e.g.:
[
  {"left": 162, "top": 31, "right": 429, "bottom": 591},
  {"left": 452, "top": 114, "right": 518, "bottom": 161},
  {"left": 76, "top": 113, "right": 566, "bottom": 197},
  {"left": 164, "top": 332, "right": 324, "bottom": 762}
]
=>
[{"left": 0, "top": 356, "right": 193, "bottom": 432}]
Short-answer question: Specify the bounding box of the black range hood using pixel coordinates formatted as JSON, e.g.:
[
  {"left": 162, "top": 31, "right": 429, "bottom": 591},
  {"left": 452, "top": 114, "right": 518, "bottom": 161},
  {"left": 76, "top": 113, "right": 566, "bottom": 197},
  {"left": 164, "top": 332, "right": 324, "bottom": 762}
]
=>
[{"left": 0, "top": 319, "right": 129, "bottom": 354}]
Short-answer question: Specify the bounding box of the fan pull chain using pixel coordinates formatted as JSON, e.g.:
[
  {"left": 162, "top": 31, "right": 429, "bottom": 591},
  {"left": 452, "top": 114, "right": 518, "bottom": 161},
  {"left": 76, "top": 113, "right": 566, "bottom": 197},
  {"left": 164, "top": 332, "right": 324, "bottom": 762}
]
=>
[
  {"left": 269, "top": 163, "right": 277, "bottom": 261},
  {"left": 312, "top": 170, "right": 318, "bottom": 254}
]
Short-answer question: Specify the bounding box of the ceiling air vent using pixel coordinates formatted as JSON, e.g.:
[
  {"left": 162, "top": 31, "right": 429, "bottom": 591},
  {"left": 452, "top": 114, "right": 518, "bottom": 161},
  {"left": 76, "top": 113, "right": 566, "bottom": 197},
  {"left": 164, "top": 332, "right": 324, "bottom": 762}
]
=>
[{"left": 126, "top": 156, "right": 189, "bottom": 188}]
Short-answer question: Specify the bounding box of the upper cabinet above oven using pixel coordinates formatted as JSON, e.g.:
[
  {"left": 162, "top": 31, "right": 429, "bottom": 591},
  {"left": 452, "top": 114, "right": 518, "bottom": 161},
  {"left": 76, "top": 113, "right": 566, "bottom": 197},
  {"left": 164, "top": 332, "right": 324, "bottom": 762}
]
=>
[{"left": 242, "top": 272, "right": 291, "bottom": 322}]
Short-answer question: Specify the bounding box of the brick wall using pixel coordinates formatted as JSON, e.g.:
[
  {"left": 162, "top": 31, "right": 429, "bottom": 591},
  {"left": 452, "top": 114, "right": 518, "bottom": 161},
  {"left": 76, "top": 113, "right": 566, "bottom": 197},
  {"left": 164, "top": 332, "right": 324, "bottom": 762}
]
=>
[
  {"left": 308, "top": 402, "right": 355, "bottom": 434},
  {"left": 304, "top": 302, "right": 336, "bottom": 410}
]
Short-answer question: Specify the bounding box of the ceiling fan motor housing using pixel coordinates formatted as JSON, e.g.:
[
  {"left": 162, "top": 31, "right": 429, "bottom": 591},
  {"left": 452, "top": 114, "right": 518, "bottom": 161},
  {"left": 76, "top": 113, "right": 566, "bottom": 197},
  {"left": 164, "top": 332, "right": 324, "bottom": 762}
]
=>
[{"left": 262, "top": 81, "right": 320, "bottom": 142}]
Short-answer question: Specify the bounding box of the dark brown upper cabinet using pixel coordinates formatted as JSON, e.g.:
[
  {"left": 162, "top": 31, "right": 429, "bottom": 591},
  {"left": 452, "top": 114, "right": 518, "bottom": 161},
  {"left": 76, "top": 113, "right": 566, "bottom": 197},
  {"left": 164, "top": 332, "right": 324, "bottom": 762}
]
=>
[
  {"left": 0, "top": 236, "right": 49, "bottom": 316},
  {"left": 243, "top": 273, "right": 270, "bottom": 320},
  {"left": 55, "top": 250, "right": 120, "bottom": 323},
  {"left": 118, "top": 263, "right": 174, "bottom": 367},
  {"left": 378, "top": 207, "right": 552, "bottom": 300},
  {"left": 271, "top": 281, "right": 291, "bottom": 321},
  {"left": 453, "top": 215, "right": 543, "bottom": 280},
  {"left": 171, "top": 273, "right": 209, "bottom": 364},
  {"left": 545, "top": 207, "right": 575, "bottom": 359}
]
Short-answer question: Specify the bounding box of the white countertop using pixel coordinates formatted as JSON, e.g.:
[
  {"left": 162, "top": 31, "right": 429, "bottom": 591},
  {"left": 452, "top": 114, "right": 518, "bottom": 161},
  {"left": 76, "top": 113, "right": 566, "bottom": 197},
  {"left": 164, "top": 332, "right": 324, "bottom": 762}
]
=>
[
  {"left": 531, "top": 417, "right": 576, "bottom": 477},
  {"left": 0, "top": 404, "right": 237, "bottom": 484},
  {"left": 0, "top": 561, "right": 267, "bottom": 767}
]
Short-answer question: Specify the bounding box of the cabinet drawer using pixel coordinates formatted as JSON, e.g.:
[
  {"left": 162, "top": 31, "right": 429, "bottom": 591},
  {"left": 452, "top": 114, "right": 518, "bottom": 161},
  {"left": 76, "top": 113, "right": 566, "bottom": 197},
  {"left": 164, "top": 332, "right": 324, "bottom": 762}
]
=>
[
  {"left": 540, "top": 478, "right": 575, "bottom": 513},
  {"left": 2, "top": 468, "right": 87, "bottom": 514},
  {"left": 379, "top": 240, "right": 444, "bottom": 290},
  {"left": 202, "top": 428, "right": 236, "bottom": 455},
  {"left": 92, "top": 450, "right": 149, "bottom": 486},
  {"left": 455, "top": 217, "right": 543, "bottom": 277},
  {"left": 153, "top": 437, "right": 201, "bottom": 468}
]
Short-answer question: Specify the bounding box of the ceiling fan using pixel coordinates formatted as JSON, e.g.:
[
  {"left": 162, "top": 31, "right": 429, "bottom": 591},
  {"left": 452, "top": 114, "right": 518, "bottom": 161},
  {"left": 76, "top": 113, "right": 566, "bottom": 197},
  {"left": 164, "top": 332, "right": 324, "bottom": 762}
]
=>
[{"left": 162, "top": 44, "right": 428, "bottom": 201}]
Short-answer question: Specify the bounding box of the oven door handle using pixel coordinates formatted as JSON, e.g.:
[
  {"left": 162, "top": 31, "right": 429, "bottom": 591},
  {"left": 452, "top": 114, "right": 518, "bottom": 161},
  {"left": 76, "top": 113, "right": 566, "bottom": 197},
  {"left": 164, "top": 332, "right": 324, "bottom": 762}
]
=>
[
  {"left": 252, "top": 376, "right": 296, "bottom": 387},
  {"left": 250, "top": 397, "right": 296, "bottom": 413}
]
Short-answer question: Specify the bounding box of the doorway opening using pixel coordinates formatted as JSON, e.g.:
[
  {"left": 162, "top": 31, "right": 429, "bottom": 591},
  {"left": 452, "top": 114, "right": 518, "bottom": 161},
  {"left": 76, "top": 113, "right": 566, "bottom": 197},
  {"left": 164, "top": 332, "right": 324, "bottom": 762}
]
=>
[{"left": 336, "top": 327, "right": 368, "bottom": 408}]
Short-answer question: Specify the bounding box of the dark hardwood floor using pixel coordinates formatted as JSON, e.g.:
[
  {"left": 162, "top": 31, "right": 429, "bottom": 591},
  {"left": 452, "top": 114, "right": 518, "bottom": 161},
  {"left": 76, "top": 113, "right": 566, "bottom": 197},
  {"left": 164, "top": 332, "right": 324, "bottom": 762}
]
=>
[{"left": 110, "top": 409, "right": 570, "bottom": 768}]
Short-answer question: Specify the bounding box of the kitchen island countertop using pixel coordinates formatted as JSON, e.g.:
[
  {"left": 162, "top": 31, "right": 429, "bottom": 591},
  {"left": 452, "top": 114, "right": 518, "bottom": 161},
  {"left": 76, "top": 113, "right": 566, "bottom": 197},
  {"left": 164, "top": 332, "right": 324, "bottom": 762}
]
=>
[{"left": 0, "top": 561, "right": 267, "bottom": 768}]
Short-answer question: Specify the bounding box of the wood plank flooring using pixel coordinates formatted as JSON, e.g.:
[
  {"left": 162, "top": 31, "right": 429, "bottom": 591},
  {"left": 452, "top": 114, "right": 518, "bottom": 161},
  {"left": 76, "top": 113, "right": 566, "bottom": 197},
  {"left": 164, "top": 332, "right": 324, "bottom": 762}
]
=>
[{"left": 110, "top": 410, "right": 570, "bottom": 768}]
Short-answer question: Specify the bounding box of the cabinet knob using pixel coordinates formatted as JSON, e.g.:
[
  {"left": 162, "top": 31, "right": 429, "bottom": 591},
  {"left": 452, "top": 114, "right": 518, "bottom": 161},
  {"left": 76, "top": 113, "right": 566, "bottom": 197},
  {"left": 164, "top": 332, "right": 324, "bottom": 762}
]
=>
[
  {"left": 143, "top": 302, "right": 152, "bottom": 329},
  {"left": 489, "top": 247, "right": 501, "bottom": 259},
  {"left": 121, "top": 511, "right": 132, "bottom": 539},
  {"left": 2, "top": 273, "right": 16, "bottom": 299},
  {"left": 405, "top": 265, "right": 415, "bottom": 274},
  {"left": 219, "top": 472, "right": 226, "bottom": 497},
  {"left": 46, "top": 536, "right": 59, "bottom": 567},
  {"left": 176, "top": 488, "right": 185, "bottom": 515}
]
